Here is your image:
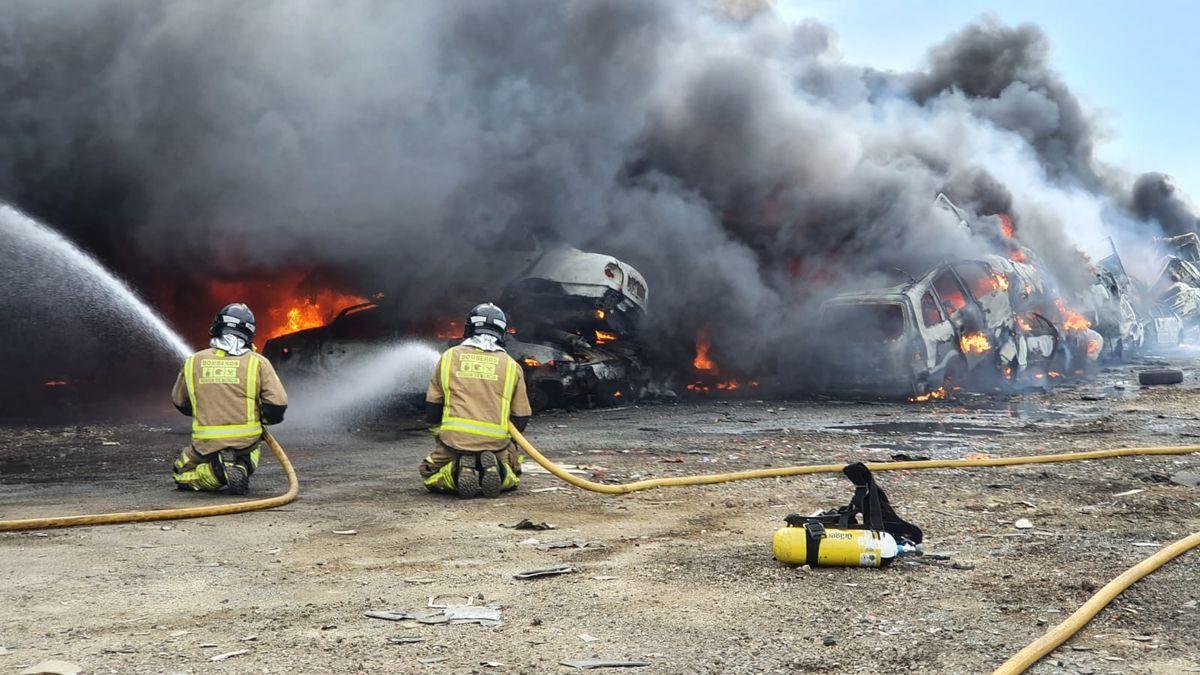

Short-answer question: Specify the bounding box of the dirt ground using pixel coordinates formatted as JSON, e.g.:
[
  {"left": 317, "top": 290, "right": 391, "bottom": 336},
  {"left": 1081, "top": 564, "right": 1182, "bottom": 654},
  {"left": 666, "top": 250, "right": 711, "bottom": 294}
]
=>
[{"left": 2, "top": 356, "right": 1199, "bottom": 674}]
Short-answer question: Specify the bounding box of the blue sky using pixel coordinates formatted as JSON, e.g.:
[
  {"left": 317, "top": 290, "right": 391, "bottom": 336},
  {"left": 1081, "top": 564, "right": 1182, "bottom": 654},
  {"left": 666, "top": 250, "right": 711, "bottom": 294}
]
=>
[{"left": 781, "top": 0, "right": 1200, "bottom": 199}]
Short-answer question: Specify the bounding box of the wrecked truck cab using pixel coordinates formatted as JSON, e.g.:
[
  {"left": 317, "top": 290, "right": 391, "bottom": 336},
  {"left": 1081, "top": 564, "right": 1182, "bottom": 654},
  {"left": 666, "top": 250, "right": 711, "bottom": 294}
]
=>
[{"left": 502, "top": 245, "right": 648, "bottom": 336}]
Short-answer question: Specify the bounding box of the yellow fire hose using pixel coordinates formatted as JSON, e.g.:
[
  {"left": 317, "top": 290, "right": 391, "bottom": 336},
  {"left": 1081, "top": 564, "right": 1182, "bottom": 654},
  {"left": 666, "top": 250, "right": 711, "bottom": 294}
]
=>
[
  {"left": 0, "top": 431, "right": 297, "bottom": 532},
  {"left": 510, "top": 425, "right": 1200, "bottom": 673}
]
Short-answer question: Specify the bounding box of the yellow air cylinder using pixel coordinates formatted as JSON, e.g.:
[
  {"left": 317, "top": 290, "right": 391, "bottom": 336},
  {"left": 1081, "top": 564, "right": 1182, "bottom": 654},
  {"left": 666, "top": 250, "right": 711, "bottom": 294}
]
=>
[{"left": 773, "top": 525, "right": 899, "bottom": 568}]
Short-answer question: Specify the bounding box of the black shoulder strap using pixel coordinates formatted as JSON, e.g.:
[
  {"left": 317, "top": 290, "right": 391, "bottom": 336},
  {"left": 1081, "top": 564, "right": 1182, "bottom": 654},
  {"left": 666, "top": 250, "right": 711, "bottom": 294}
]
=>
[{"left": 841, "top": 463, "right": 923, "bottom": 544}]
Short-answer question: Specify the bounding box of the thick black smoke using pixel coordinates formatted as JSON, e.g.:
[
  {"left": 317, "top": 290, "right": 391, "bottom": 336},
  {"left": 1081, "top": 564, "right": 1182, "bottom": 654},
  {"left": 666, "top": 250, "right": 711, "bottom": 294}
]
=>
[
  {"left": 0, "top": 1, "right": 1194, "bottom": 385},
  {"left": 1131, "top": 172, "right": 1200, "bottom": 236}
]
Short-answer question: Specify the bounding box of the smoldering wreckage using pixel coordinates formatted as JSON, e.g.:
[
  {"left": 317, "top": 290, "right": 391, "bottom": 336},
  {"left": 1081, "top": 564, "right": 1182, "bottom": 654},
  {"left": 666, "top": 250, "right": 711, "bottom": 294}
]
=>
[
  {"left": 262, "top": 196, "right": 1197, "bottom": 409},
  {"left": 4, "top": 2, "right": 1200, "bottom": 673}
]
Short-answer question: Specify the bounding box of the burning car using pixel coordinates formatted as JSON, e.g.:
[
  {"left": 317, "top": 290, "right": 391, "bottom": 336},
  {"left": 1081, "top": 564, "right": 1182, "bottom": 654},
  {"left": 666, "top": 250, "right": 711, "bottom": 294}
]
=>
[
  {"left": 263, "top": 243, "right": 651, "bottom": 411},
  {"left": 814, "top": 255, "right": 1075, "bottom": 399}
]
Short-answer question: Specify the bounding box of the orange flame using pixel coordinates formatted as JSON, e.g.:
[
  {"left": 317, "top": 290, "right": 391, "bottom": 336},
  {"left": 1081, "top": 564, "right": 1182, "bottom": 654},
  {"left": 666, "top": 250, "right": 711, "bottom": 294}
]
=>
[
  {"left": 1014, "top": 314, "right": 1034, "bottom": 332},
  {"left": 693, "top": 332, "right": 716, "bottom": 372},
  {"left": 998, "top": 213, "right": 1015, "bottom": 238},
  {"left": 435, "top": 320, "right": 461, "bottom": 340},
  {"left": 909, "top": 386, "right": 948, "bottom": 402},
  {"left": 43, "top": 380, "right": 69, "bottom": 387},
  {"left": 1087, "top": 339, "right": 1102, "bottom": 356},
  {"left": 991, "top": 272, "right": 1009, "bottom": 291},
  {"left": 959, "top": 332, "right": 991, "bottom": 354},
  {"left": 595, "top": 330, "right": 618, "bottom": 345},
  {"left": 1055, "top": 299, "right": 1092, "bottom": 332},
  {"left": 206, "top": 274, "right": 368, "bottom": 340},
  {"left": 1010, "top": 249, "right": 1026, "bottom": 263}
]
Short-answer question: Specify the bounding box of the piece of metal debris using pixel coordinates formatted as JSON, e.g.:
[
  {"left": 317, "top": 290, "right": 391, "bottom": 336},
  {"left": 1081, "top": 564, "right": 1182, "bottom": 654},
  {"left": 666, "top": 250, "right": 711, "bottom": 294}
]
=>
[
  {"left": 332, "top": 529, "right": 358, "bottom": 535},
  {"left": 514, "top": 565, "right": 577, "bottom": 580},
  {"left": 366, "top": 605, "right": 502, "bottom": 627},
  {"left": 209, "top": 650, "right": 250, "bottom": 662},
  {"left": 387, "top": 636, "right": 425, "bottom": 645},
  {"left": 560, "top": 660, "right": 650, "bottom": 670},
  {"left": 428, "top": 594, "right": 478, "bottom": 608},
  {"left": 419, "top": 657, "right": 449, "bottom": 664},
  {"left": 537, "top": 540, "right": 606, "bottom": 551},
  {"left": 1113, "top": 489, "right": 1144, "bottom": 497},
  {"left": 1014, "top": 518, "right": 1034, "bottom": 530},
  {"left": 501, "top": 518, "right": 556, "bottom": 530}
]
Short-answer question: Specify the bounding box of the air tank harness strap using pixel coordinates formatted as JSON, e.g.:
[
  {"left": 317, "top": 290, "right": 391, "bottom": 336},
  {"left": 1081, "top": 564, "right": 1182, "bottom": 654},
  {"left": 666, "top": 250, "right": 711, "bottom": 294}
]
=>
[{"left": 785, "top": 462, "right": 923, "bottom": 545}]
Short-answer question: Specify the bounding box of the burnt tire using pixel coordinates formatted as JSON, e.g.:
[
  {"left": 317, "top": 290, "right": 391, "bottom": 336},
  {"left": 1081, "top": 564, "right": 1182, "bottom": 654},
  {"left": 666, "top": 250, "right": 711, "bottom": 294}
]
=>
[{"left": 1139, "top": 368, "right": 1183, "bottom": 386}]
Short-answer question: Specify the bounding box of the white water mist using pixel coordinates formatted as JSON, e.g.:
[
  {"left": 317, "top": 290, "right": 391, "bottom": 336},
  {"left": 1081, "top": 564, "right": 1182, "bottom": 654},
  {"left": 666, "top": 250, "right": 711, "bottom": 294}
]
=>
[
  {"left": 285, "top": 341, "right": 441, "bottom": 424},
  {"left": 0, "top": 204, "right": 191, "bottom": 359}
]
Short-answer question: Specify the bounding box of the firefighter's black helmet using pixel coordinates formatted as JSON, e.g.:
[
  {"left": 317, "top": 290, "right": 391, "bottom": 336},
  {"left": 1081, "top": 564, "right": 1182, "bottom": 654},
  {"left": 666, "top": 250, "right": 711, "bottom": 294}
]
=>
[
  {"left": 464, "top": 302, "right": 507, "bottom": 339},
  {"left": 210, "top": 303, "right": 257, "bottom": 343}
]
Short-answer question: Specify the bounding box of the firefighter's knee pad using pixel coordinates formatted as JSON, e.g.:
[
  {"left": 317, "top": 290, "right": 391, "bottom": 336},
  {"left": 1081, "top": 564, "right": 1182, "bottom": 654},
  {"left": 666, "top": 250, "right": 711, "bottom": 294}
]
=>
[
  {"left": 244, "top": 445, "right": 262, "bottom": 475},
  {"left": 423, "top": 460, "right": 458, "bottom": 494},
  {"left": 500, "top": 460, "right": 520, "bottom": 491},
  {"left": 173, "top": 460, "right": 224, "bottom": 491}
]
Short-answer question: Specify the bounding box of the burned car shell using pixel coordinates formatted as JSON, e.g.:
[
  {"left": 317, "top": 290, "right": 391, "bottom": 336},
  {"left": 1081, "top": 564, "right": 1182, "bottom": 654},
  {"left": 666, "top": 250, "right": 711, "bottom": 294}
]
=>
[
  {"left": 817, "top": 256, "right": 1060, "bottom": 397},
  {"left": 816, "top": 289, "right": 954, "bottom": 397}
]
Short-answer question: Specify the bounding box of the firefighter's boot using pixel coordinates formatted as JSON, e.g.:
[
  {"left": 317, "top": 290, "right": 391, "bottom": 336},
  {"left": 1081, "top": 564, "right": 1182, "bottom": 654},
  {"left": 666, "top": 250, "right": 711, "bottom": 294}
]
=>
[
  {"left": 479, "top": 450, "right": 503, "bottom": 498},
  {"left": 456, "top": 454, "right": 481, "bottom": 499},
  {"left": 220, "top": 450, "right": 250, "bottom": 495}
]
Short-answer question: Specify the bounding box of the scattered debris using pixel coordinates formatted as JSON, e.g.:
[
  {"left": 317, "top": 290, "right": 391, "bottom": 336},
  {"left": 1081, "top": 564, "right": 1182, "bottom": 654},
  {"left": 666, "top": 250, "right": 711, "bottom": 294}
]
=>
[
  {"left": 387, "top": 636, "right": 425, "bottom": 645},
  {"left": 366, "top": 604, "right": 502, "bottom": 627},
  {"left": 591, "top": 576, "right": 618, "bottom": 581},
  {"left": 1113, "top": 489, "right": 1145, "bottom": 497},
  {"left": 560, "top": 660, "right": 651, "bottom": 670},
  {"left": 890, "top": 453, "right": 931, "bottom": 462},
  {"left": 404, "top": 577, "right": 436, "bottom": 584},
  {"left": 1014, "top": 518, "right": 1034, "bottom": 530},
  {"left": 239, "top": 635, "right": 258, "bottom": 642},
  {"left": 20, "top": 661, "right": 82, "bottom": 675},
  {"left": 1132, "top": 542, "right": 1162, "bottom": 548},
  {"left": 578, "top": 633, "right": 599, "bottom": 642},
  {"left": 332, "top": 529, "right": 358, "bottom": 535},
  {"left": 501, "top": 518, "right": 556, "bottom": 530},
  {"left": 419, "top": 657, "right": 449, "bottom": 665},
  {"left": 514, "top": 565, "right": 577, "bottom": 580},
  {"left": 428, "top": 593, "right": 478, "bottom": 608},
  {"left": 209, "top": 650, "right": 250, "bottom": 662},
  {"left": 823, "top": 636, "right": 837, "bottom": 647},
  {"left": 538, "top": 540, "right": 607, "bottom": 551}
]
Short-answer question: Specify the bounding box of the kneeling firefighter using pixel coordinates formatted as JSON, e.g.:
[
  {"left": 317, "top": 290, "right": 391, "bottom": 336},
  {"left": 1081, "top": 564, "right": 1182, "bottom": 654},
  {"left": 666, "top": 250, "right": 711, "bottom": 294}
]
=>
[
  {"left": 170, "top": 303, "right": 288, "bottom": 494},
  {"left": 421, "top": 303, "right": 532, "bottom": 499},
  {"left": 774, "top": 463, "right": 923, "bottom": 567}
]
